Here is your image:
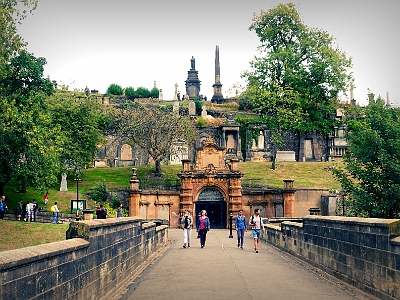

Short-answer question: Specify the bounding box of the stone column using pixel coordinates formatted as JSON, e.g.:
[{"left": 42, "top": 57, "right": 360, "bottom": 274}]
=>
[
  {"left": 283, "top": 179, "right": 295, "bottom": 217},
  {"left": 129, "top": 168, "right": 141, "bottom": 217}
]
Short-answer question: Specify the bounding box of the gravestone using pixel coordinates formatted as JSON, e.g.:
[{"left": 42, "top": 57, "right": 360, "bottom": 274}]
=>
[
  {"left": 173, "top": 101, "right": 180, "bottom": 114},
  {"left": 60, "top": 173, "right": 68, "bottom": 191},
  {"left": 201, "top": 106, "right": 207, "bottom": 118},
  {"left": 189, "top": 101, "right": 196, "bottom": 116},
  {"left": 173, "top": 83, "right": 178, "bottom": 101},
  {"left": 159, "top": 89, "right": 163, "bottom": 100}
]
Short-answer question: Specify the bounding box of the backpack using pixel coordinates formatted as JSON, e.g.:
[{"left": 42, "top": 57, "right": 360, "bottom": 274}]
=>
[
  {"left": 251, "top": 215, "right": 262, "bottom": 228},
  {"left": 184, "top": 216, "right": 190, "bottom": 228},
  {"left": 50, "top": 205, "right": 56, "bottom": 212}
]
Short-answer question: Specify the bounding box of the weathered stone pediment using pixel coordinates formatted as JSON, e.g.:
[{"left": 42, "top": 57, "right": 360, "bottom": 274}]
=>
[{"left": 196, "top": 136, "right": 225, "bottom": 171}]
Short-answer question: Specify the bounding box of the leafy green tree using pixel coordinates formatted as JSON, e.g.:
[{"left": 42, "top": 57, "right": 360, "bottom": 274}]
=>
[
  {"left": 125, "top": 86, "right": 136, "bottom": 100},
  {"left": 333, "top": 95, "right": 400, "bottom": 218},
  {"left": 111, "top": 102, "right": 198, "bottom": 176},
  {"left": 46, "top": 90, "right": 105, "bottom": 171},
  {"left": 150, "top": 87, "right": 159, "bottom": 98},
  {"left": 135, "top": 87, "right": 150, "bottom": 98},
  {"left": 106, "top": 83, "right": 123, "bottom": 96},
  {"left": 0, "top": 51, "right": 60, "bottom": 194},
  {"left": 243, "top": 2, "right": 353, "bottom": 135}
]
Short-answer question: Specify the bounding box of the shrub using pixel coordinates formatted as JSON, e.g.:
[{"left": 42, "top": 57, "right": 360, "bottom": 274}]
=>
[
  {"left": 125, "top": 86, "right": 136, "bottom": 100},
  {"left": 107, "top": 83, "right": 123, "bottom": 96}
]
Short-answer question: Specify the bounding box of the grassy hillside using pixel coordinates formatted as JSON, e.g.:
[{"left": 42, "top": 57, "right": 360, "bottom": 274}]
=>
[{"left": 3, "top": 161, "right": 342, "bottom": 214}]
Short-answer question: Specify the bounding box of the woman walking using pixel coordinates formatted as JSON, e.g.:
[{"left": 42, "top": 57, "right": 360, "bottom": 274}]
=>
[{"left": 196, "top": 210, "right": 210, "bottom": 248}]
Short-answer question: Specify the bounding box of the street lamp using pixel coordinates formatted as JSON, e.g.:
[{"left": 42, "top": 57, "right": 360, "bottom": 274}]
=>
[
  {"left": 229, "top": 212, "right": 233, "bottom": 238},
  {"left": 75, "top": 167, "right": 81, "bottom": 201}
]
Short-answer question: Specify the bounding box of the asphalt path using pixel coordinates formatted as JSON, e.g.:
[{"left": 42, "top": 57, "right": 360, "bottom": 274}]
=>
[{"left": 104, "top": 228, "right": 379, "bottom": 300}]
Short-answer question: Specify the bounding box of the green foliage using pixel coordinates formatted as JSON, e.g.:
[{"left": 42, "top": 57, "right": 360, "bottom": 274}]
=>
[
  {"left": 0, "top": 51, "right": 60, "bottom": 194},
  {"left": 106, "top": 83, "right": 123, "bottom": 96},
  {"left": 243, "top": 2, "right": 353, "bottom": 135},
  {"left": 333, "top": 95, "right": 400, "bottom": 218},
  {"left": 238, "top": 97, "right": 254, "bottom": 111},
  {"left": 111, "top": 194, "right": 120, "bottom": 209},
  {"left": 194, "top": 99, "right": 203, "bottom": 115},
  {"left": 135, "top": 87, "right": 150, "bottom": 98},
  {"left": 46, "top": 90, "right": 105, "bottom": 170},
  {"left": 125, "top": 86, "right": 136, "bottom": 100},
  {"left": 150, "top": 87, "right": 159, "bottom": 98},
  {"left": 90, "top": 181, "right": 109, "bottom": 203}
]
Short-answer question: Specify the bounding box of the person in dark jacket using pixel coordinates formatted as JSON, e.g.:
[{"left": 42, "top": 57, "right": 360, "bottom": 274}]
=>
[{"left": 196, "top": 210, "right": 210, "bottom": 248}]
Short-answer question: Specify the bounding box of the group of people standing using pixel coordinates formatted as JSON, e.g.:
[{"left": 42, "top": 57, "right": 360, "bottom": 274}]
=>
[{"left": 180, "top": 208, "right": 264, "bottom": 253}]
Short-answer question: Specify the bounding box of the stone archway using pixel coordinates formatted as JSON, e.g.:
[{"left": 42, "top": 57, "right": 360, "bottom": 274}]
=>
[{"left": 195, "top": 187, "right": 227, "bottom": 229}]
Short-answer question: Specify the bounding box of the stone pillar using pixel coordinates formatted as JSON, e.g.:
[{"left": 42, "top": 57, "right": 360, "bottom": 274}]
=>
[
  {"left": 129, "top": 168, "right": 141, "bottom": 217},
  {"left": 283, "top": 179, "right": 295, "bottom": 217}
]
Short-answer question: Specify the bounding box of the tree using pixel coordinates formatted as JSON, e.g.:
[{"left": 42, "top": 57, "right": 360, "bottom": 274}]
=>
[
  {"left": 46, "top": 90, "right": 106, "bottom": 171},
  {"left": 0, "top": 51, "right": 60, "bottom": 194},
  {"left": 135, "top": 87, "right": 150, "bottom": 98},
  {"left": 111, "top": 103, "right": 198, "bottom": 176},
  {"left": 125, "top": 86, "right": 136, "bottom": 100},
  {"left": 333, "top": 95, "right": 400, "bottom": 218},
  {"left": 243, "top": 2, "right": 353, "bottom": 136},
  {"left": 150, "top": 87, "right": 159, "bottom": 98},
  {"left": 106, "top": 83, "right": 123, "bottom": 96}
]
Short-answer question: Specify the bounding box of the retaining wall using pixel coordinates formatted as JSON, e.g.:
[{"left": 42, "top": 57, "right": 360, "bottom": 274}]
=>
[
  {"left": 0, "top": 217, "right": 168, "bottom": 300},
  {"left": 262, "top": 216, "right": 400, "bottom": 300}
]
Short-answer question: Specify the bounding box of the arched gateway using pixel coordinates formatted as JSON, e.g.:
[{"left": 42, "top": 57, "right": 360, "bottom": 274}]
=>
[{"left": 178, "top": 136, "right": 243, "bottom": 229}]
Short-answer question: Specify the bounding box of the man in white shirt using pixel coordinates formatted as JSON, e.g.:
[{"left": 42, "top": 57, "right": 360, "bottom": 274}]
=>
[{"left": 249, "top": 208, "right": 264, "bottom": 253}]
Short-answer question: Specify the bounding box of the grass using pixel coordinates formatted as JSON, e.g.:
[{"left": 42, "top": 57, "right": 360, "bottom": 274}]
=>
[
  {"left": 1, "top": 161, "right": 343, "bottom": 251},
  {"left": 0, "top": 221, "right": 69, "bottom": 252}
]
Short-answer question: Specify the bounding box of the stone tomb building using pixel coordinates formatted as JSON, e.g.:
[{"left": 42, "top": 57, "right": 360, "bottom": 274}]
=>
[{"left": 128, "top": 136, "right": 296, "bottom": 228}]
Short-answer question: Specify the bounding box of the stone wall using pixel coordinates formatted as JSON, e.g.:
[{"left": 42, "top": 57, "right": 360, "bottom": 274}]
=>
[
  {"left": 0, "top": 218, "right": 168, "bottom": 300},
  {"left": 262, "top": 216, "right": 400, "bottom": 300}
]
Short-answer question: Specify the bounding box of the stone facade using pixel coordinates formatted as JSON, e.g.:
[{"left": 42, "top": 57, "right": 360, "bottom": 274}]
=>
[
  {"left": 263, "top": 216, "right": 400, "bottom": 300},
  {"left": 0, "top": 218, "right": 168, "bottom": 300}
]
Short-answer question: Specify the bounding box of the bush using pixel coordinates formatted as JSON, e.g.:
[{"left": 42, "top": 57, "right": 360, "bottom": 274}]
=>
[
  {"left": 150, "top": 87, "right": 159, "bottom": 98},
  {"left": 136, "top": 87, "right": 150, "bottom": 98},
  {"left": 107, "top": 83, "right": 123, "bottom": 96},
  {"left": 125, "top": 86, "right": 136, "bottom": 100},
  {"left": 91, "top": 181, "right": 108, "bottom": 203}
]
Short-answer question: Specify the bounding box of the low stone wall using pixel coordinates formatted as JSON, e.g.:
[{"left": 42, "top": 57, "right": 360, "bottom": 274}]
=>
[
  {"left": 0, "top": 217, "right": 168, "bottom": 300},
  {"left": 262, "top": 216, "right": 400, "bottom": 300}
]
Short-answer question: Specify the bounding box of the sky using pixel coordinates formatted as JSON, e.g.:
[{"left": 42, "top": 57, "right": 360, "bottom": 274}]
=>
[{"left": 17, "top": 0, "right": 400, "bottom": 106}]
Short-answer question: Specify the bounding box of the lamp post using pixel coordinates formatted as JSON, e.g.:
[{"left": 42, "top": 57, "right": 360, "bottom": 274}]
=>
[
  {"left": 75, "top": 167, "right": 81, "bottom": 201},
  {"left": 229, "top": 212, "right": 233, "bottom": 238}
]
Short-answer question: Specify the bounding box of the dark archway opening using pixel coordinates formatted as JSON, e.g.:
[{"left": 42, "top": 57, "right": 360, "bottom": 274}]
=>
[{"left": 196, "top": 188, "right": 227, "bottom": 229}]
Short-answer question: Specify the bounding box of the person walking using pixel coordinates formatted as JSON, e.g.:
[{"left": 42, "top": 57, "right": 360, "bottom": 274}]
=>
[
  {"left": 117, "top": 203, "right": 123, "bottom": 218},
  {"left": 249, "top": 208, "right": 264, "bottom": 253},
  {"left": 17, "top": 199, "right": 23, "bottom": 221},
  {"left": 180, "top": 210, "right": 193, "bottom": 248},
  {"left": 51, "top": 202, "right": 59, "bottom": 224},
  {"left": 235, "top": 209, "right": 247, "bottom": 250},
  {"left": 196, "top": 210, "right": 210, "bottom": 248},
  {"left": 32, "top": 199, "right": 38, "bottom": 222}
]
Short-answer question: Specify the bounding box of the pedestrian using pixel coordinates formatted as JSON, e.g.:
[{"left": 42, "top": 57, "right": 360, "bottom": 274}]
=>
[
  {"left": 196, "top": 210, "right": 210, "bottom": 248},
  {"left": 43, "top": 192, "right": 49, "bottom": 205},
  {"left": 101, "top": 204, "right": 107, "bottom": 219},
  {"left": 117, "top": 203, "right": 123, "bottom": 218},
  {"left": 25, "top": 201, "right": 31, "bottom": 222},
  {"left": 96, "top": 205, "right": 102, "bottom": 219},
  {"left": 235, "top": 209, "right": 247, "bottom": 249},
  {"left": 51, "top": 202, "right": 59, "bottom": 224},
  {"left": 180, "top": 210, "right": 193, "bottom": 248},
  {"left": 17, "top": 199, "right": 23, "bottom": 221},
  {"left": 249, "top": 208, "right": 264, "bottom": 253},
  {"left": 0, "top": 196, "right": 7, "bottom": 220},
  {"left": 32, "top": 199, "right": 38, "bottom": 222}
]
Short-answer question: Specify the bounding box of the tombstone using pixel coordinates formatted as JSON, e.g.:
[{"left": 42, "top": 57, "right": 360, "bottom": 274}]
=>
[
  {"left": 189, "top": 101, "right": 196, "bottom": 116},
  {"left": 173, "top": 101, "right": 180, "bottom": 115},
  {"left": 258, "top": 131, "right": 264, "bottom": 149},
  {"left": 201, "top": 106, "right": 207, "bottom": 118},
  {"left": 173, "top": 83, "right": 178, "bottom": 101},
  {"left": 60, "top": 173, "right": 68, "bottom": 191},
  {"left": 159, "top": 89, "right": 163, "bottom": 100}
]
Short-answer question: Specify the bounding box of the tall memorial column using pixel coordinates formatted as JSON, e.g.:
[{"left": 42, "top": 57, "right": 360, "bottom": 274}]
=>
[
  {"left": 185, "top": 56, "right": 201, "bottom": 99},
  {"left": 211, "top": 45, "right": 224, "bottom": 103}
]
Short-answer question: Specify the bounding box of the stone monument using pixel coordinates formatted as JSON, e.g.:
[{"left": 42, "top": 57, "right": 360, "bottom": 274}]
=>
[
  {"left": 189, "top": 101, "right": 196, "bottom": 116},
  {"left": 173, "top": 101, "right": 180, "bottom": 115},
  {"left": 185, "top": 56, "right": 201, "bottom": 99},
  {"left": 159, "top": 88, "right": 163, "bottom": 100},
  {"left": 60, "top": 173, "right": 68, "bottom": 191},
  {"left": 211, "top": 45, "right": 224, "bottom": 103},
  {"left": 173, "top": 83, "right": 178, "bottom": 101}
]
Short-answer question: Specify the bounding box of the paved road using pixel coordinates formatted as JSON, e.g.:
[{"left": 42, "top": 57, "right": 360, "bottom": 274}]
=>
[{"left": 105, "top": 229, "right": 378, "bottom": 300}]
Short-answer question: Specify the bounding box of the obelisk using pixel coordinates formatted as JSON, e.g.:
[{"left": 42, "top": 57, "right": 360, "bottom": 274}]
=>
[{"left": 211, "top": 45, "right": 224, "bottom": 103}]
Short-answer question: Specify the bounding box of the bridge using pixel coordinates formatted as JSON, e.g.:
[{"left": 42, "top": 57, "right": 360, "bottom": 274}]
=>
[{"left": 103, "top": 229, "right": 376, "bottom": 300}]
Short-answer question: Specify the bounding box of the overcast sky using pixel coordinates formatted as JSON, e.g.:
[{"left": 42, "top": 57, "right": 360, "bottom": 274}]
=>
[{"left": 17, "top": 0, "right": 399, "bottom": 106}]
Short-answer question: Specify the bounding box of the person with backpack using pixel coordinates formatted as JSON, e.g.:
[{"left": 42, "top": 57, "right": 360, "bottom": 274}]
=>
[
  {"left": 180, "top": 210, "right": 193, "bottom": 248},
  {"left": 249, "top": 208, "right": 264, "bottom": 253},
  {"left": 234, "top": 209, "right": 247, "bottom": 250},
  {"left": 196, "top": 210, "right": 210, "bottom": 248}
]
